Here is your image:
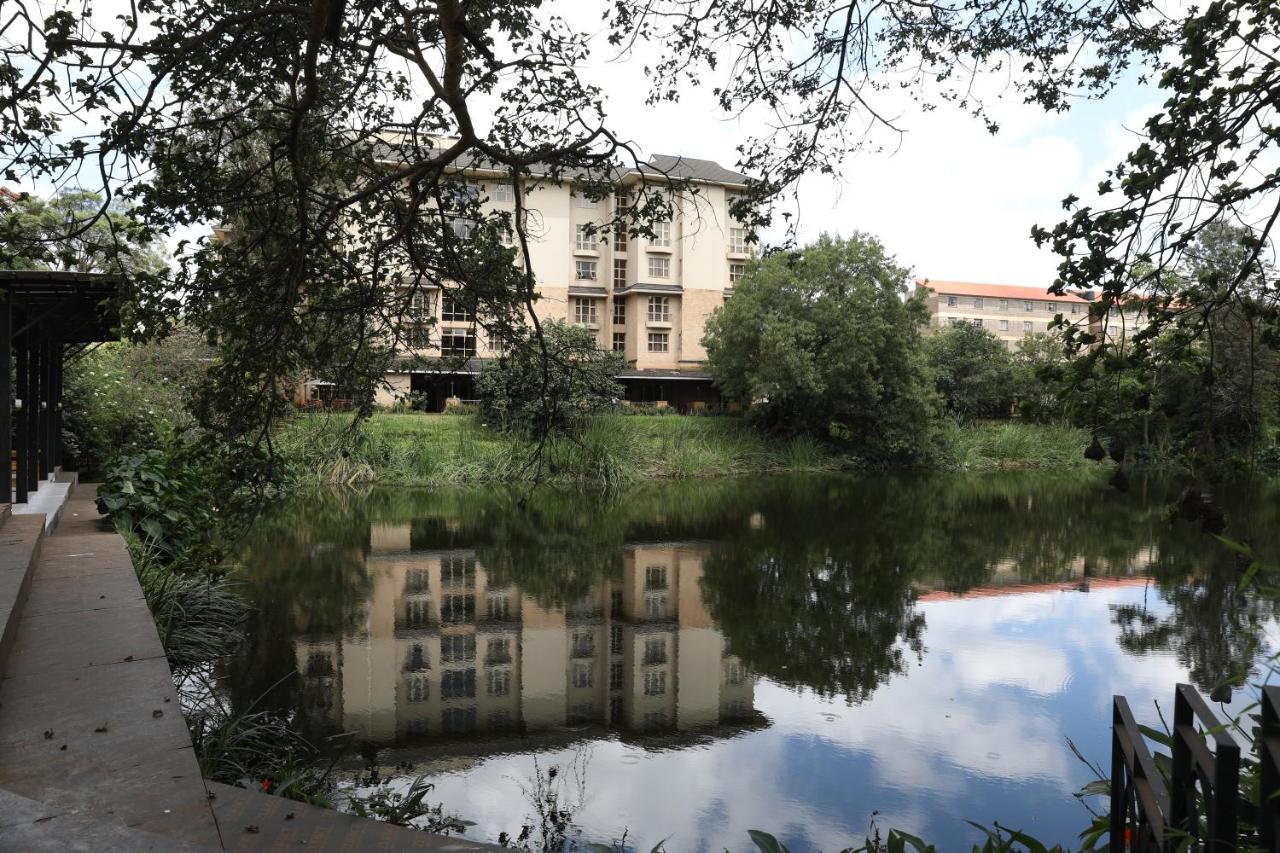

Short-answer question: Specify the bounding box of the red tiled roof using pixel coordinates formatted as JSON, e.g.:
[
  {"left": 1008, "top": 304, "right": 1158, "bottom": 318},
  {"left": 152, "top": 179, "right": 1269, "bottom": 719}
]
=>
[{"left": 917, "top": 279, "right": 1093, "bottom": 304}]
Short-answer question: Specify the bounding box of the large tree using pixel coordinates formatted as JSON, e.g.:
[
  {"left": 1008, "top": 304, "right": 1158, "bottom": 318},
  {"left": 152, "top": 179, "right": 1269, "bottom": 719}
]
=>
[
  {"left": 925, "top": 323, "right": 1015, "bottom": 420},
  {"left": 703, "top": 233, "right": 937, "bottom": 462},
  {"left": 1, "top": 0, "right": 1273, "bottom": 460}
]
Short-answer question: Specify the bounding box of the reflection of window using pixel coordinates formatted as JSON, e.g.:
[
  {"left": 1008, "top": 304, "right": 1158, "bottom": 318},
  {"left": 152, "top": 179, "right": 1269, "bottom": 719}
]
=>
[
  {"left": 722, "top": 699, "right": 747, "bottom": 718},
  {"left": 645, "top": 593, "right": 667, "bottom": 619},
  {"left": 405, "top": 569, "right": 428, "bottom": 594},
  {"left": 486, "top": 637, "right": 511, "bottom": 664},
  {"left": 610, "top": 623, "right": 623, "bottom": 655},
  {"left": 441, "top": 557, "right": 475, "bottom": 589},
  {"left": 644, "top": 638, "right": 667, "bottom": 665},
  {"left": 572, "top": 630, "right": 595, "bottom": 658},
  {"left": 643, "top": 711, "right": 667, "bottom": 728},
  {"left": 442, "top": 706, "right": 477, "bottom": 733},
  {"left": 441, "top": 594, "right": 475, "bottom": 623},
  {"left": 610, "top": 661, "right": 623, "bottom": 691},
  {"left": 406, "top": 599, "right": 432, "bottom": 628},
  {"left": 724, "top": 659, "right": 744, "bottom": 686},
  {"left": 609, "top": 695, "right": 623, "bottom": 724},
  {"left": 568, "top": 703, "right": 596, "bottom": 724},
  {"left": 305, "top": 652, "right": 334, "bottom": 677},
  {"left": 645, "top": 566, "right": 667, "bottom": 589},
  {"left": 406, "top": 675, "right": 430, "bottom": 703},
  {"left": 572, "top": 662, "right": 594, "bottom": 689},
  {"left": 610, "top": 590, "right": 623, "bottom": 617},
  {"left": 488, "top": 668, "right": 511, "bottom": 696},
  {"left": 489, "top": 709, "right": 513, "bottom": 729},
  {"left": 441, "top": 669, "right": 476, "bottom": 698},
  {"left": 487, "top": 592, "right": 512, "bottom": 620},
  {"left": 643, "top": 670, "right": 666, "bottom": 696},
  {"left": 441, "top": 635, "right": 476, "bottom": 663},
  {"left": 405, "top": 644, "right": 429, "bottom": 672}
]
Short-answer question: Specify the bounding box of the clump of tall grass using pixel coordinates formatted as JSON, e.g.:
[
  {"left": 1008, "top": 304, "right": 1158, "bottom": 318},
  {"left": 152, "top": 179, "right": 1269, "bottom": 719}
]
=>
[{"left": 940, "top": 420, "right": 1094, "bottom": 470}]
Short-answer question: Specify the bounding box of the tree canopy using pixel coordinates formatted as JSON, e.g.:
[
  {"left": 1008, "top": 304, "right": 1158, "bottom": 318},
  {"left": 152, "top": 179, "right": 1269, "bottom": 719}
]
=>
[
  {"left": 703, "top": 233, "right": 937, "bottom": 462},
  {"left": 925, "top": 323, "right": 1015, "bottom": 420}
]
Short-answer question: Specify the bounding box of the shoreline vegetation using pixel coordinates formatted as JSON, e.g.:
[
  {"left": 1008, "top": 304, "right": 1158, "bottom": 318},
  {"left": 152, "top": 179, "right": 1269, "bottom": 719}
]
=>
[{"left": 275, "top": 412, "right": 1103, "bottom": 488}]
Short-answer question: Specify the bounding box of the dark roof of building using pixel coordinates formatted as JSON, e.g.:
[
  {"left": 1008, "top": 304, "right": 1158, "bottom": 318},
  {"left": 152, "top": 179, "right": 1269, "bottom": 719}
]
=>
[
  {"left": 370, "top": 140, "right": 750, "bottom": 187},
  {"left": 0, "top": 269, "right": 120, "bottom": 343},
  {"left": 618, "top": 367, "right": 713, "bottom": 381}
]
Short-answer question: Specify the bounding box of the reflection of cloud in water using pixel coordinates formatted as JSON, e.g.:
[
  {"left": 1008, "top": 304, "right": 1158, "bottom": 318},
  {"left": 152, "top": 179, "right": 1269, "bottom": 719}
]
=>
[{"left": 418, "top": 586, "right": 1206, "bottom": 851}]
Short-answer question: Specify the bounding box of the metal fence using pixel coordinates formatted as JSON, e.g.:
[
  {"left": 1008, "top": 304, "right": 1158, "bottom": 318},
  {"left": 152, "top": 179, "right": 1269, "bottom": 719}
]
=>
[{"left": 1110, "top": 683, "right": 1280, "bottom": 851}]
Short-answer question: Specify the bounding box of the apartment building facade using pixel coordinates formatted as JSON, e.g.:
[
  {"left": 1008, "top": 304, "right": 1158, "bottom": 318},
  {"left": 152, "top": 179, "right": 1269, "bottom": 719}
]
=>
[
  {"left": 368, "top": 144, "right": 754, "bottom": 411},
  {"left": 918, "top": 280, "right": 1094, "bottom": 349}
]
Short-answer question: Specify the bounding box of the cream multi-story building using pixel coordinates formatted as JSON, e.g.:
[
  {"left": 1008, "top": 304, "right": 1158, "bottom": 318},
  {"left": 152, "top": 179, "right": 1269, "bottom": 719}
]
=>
[
  {"left": 918, "top": 280, "right": 1094, "bottom": 350},
  {"left": 294, "top": 531, "right": 760, "bottom": 748},
  {"left": 365, "top": 141, "right": 755, "bottom": 411}
]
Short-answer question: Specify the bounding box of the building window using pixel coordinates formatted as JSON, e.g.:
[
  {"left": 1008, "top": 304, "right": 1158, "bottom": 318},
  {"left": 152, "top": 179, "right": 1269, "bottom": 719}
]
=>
[
  {"left": 652, "top": 221, "right": 671, "bottom": 248},
  {"left": 572, "top": 630, "right": 595, "bottom": 658},
  {"left": 441, "top": 669, "right": 476, "bottom": 699},
  {"left": 409, "top": 291, "right": 435, "bottom": 319},
  {"left": 488, "top": 668, "right": 511, "bottom": 697},
  {"left": 729, "top": 263, "right": 745, "bottom": 283},
  {"left": 1000, "top": 298, "right": 1009, "bottom": 310},
  {"left": 647, "top": 295, "right": 670, "bottom": 322},
  {"left": 729, "top": 227, "right": 746, "bottom": 254},
  {"left": 612, "top": 332, "right": 625, "bottom": 353},
  {"left": 446, "top": 216, "right": 476, "bottom": 240},
  {"left": 1024, "top": 300, "right": 1034, "bottom": 312},
  {"left": 998, "top": 319, "right": 1009, "bottom": 331},
  {"left": 406, "top": 675, "right": 429, "bottom": 703},
  {"left": 613, "top": 258, "right": 627, "bottom": 289},
  {"left": 406, "top": 644, "right": 429, "bottom": 672},
  {"left": 647, "top": 332, "right": 669, "bottom": 353},
  {"left": 486, "top": 637, "right": 512, "bottom": 664},
  {"left": 441, "top": 594, "right": 475, "bottom": 623},
  {"left": 645, "top": 566, "right": 667, "bottom": 589},
  {"left": 442, "top": 556, "right": 475, "bottom": 589},
  {"left": 440, "top": 330, "right": 476, "bottom": 357},
  {"left": 441, "top": 295, "right": 472, "bottom": 323},
  {"left": 648, "top": 256, "right": 670, "bottom": 279},
  {"left": 441, "top": 634, "right": 476, "bottom": 663},
  {"left": 643, "top": 670, "right": 667, "bottom": 696},
  {"left": 576, "top": 194, "right": 598, "bottom": 209},
  {"left": 612, "top": 300, "right": 626, "bottom": 325},
  {"left": 1023, "top": 321, "right": 1033, "bottom": 333},
  {"left": 572, "top": 661, "right": 594, "bottom": 689},
  {"left": 441, "top": 706, "right": 477, "bottom": 733},
  {"left": 1045, "top": 301, "right": 1055, "bottom": 312},
  {"left": 573, "top": 297, "right": 598, "bottom": 325},
  {"left": 492, "top": 182, "right": 514, "bottom": 202},
  {"left": 575, "top": 224, "right": 596, "bottom": 251},
  {"left": 1071, "top": 304, "right": 1080, "bottom": 314},
  {"left": 406, "top": 325, "right": 430, "bottom": 349},
  {"left": 644, "top": 637, "right": 667, "bottom": 665},
  {"left": 947, "top": 296, "right": 958, "bottom": 307},
  {"left": 974, "top": 297, "right": 984, "bottom": 310},
  {"left": 972, "top": 319, "right": 983, "bottom": 328},
  {"left": 575, "top": 259, "right": 597, "bottom": 281}
]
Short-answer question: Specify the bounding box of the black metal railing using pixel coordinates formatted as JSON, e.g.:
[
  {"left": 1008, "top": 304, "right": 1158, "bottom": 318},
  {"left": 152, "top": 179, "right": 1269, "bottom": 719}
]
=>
[{"left": 1110, "top": 683, "right": 1269, "bottom": 851}]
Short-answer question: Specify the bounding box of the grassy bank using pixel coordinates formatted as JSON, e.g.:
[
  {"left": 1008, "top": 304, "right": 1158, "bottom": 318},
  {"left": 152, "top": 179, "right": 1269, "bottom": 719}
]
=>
[{"left": 276, "top": 413, "right": 1098, "bottom": 487}]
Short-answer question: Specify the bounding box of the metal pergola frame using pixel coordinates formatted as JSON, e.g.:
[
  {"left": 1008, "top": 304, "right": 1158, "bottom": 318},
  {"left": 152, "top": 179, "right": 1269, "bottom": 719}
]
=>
[{"left": 1, "top": 270, "right": 120, "bottom": 505}]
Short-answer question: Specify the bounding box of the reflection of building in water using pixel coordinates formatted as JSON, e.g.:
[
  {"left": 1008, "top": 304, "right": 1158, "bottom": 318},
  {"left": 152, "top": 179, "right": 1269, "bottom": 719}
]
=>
[
  {"left": 913, "top": 545, "right": 1162, "bottom": 598},
  {"left": 296, "top": 525, "right": 757, "bottom": 744}
]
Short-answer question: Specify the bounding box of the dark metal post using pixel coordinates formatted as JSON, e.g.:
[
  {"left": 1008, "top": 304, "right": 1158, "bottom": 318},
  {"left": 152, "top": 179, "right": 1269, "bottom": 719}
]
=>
[
  {"left": 1170, "top": 688, "right": 1192, "bottom": 838},
  {"left": 38, "top": 339, "right": 51, "bottom": 481},
  {"left": 51, "top": 346, "right": 62, "bottom": 469},
  {"left": 0, "top": 291, "right": 10, "bottom": 505},
  {"left": 1111, "top": 698, "right": 1126, "bottom": 851},
  {"left": 1211, "top": 720, "right": 1240, "bottom": 850},
  {"left": 26, "top": 337, "right": 39, "bottom": 493},
  {"left": 1261, "top": 687, "right": 1280, "bottom": 849},
  {"left": 14, "top": 342, "right": 27, "bottom": 503}
]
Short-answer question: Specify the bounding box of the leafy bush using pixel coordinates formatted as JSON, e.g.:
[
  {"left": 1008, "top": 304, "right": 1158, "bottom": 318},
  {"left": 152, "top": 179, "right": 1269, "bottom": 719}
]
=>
[
  {"left": 476, "top": 321, "right": 625, "bottom": 436},
  {"left": 926, "top": 323, "right": 1015, "bottom": 420},
  {"left": 97, "top": 448, "right": 222, "bottom": 569}
]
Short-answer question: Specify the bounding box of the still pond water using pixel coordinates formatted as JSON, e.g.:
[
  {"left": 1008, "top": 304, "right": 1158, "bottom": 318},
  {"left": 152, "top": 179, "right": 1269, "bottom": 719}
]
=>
[{"left": 228, "top": 471, "right": 1280, "bottom": 850}]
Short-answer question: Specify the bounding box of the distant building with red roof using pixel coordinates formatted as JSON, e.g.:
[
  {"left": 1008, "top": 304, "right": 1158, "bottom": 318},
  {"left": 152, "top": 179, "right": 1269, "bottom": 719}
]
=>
[{"left": 916, "top": 279, "right": 1097, "bottom": 349}]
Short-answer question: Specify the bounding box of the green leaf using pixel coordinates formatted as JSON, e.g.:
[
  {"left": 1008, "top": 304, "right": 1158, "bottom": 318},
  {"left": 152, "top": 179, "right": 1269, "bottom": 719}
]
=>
[
  {"left": 139, "top": 517, "right": 166, "bottom": 541},
  {"left": 747, "top": 830, "right": 790, "bottom": 853},
  {"left": 1137, "top": 724, "right": 1171, "bottom": 747}
]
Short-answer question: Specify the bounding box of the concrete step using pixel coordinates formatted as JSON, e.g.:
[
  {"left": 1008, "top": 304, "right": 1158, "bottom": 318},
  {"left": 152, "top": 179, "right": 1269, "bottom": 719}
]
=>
[{"left": 0, "top": 513, "right": 43, "bottom": 683}]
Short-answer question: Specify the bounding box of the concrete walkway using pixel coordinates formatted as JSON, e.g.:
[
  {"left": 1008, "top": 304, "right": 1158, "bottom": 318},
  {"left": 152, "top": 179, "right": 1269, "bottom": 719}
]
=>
[
  {"left": 0, "top": 484, "right": 224, "bottom": 849},
  {"left": 0, "top": 484, "right": 499, "bottom": 851}
]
